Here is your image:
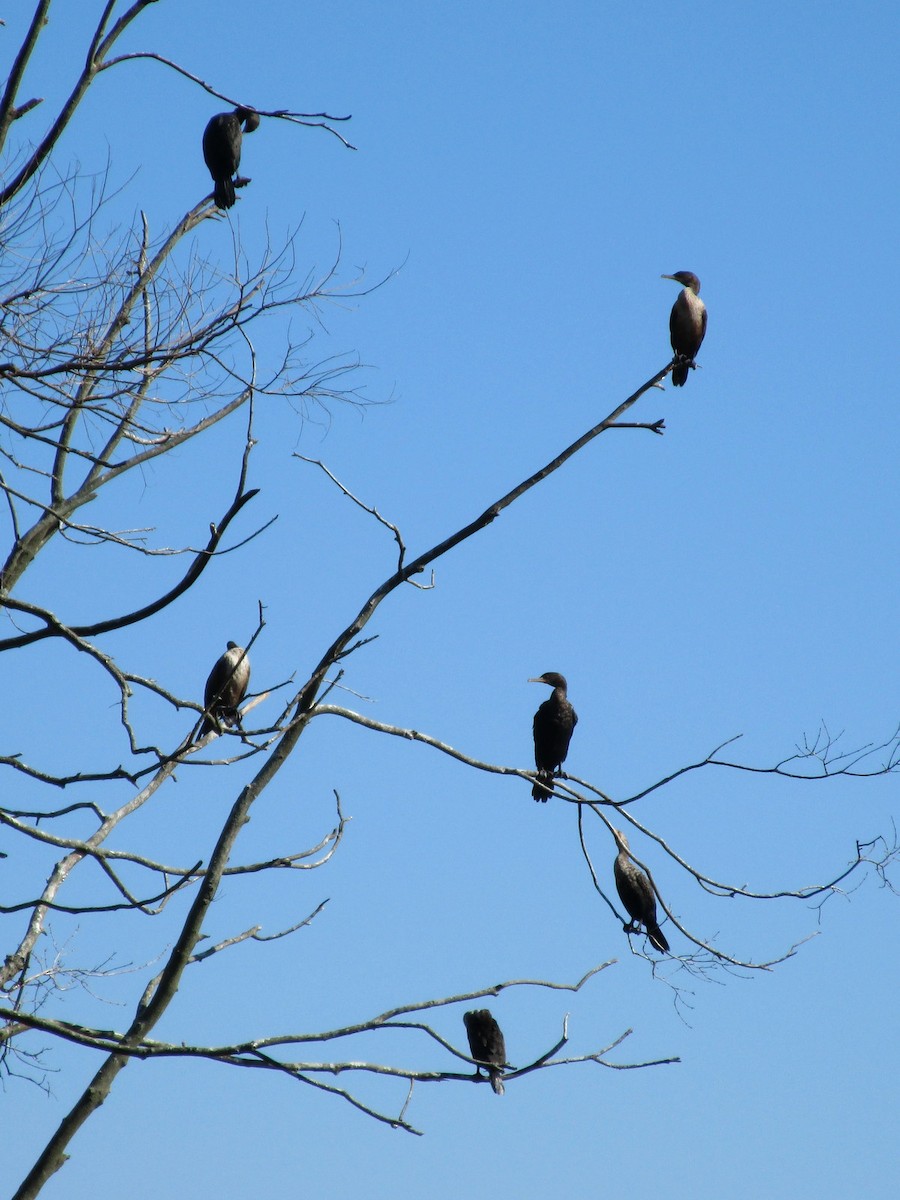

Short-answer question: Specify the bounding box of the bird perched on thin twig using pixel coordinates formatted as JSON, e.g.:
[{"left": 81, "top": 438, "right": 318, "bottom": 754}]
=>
[
  {"left": 463, "top": 1009, "right": 507, "bottom": 1096},
  {"left": 661, "top": 271, "right": 707, "bottom": 386},
  {"left": 529, "top": 672, "right": 578, "bottom": 801},
  {"left": 201, "top": 642, "right": 251, "bottom": 736},
  {"left": 202, "top": 107, "right": 260, "bottom": 209},
  {"left": 612, "top": 828, "right": 669, "bottom": 953}
]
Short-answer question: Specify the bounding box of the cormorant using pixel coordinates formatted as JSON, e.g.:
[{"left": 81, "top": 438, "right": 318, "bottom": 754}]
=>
[
  {"left": 202, "top": 642, "right": 251, "bottom": 736},
  {"left": 662, "top": 271, "right": 707, "bottom": 386},
  {"left": 529, "top": 672, "right": 578, "bottom": 801},
  {"left": 202, "top": 107, "right": 260, "bottom": 209},
  {"left": 463, "top": 1009, "right": 507, "bottom": 1096},
  {"left": 612, "top": 829, "right": 669, "bottom": 953}
]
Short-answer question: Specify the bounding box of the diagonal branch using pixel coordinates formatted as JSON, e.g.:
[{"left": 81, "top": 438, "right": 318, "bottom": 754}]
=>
[
  {"left": 95, "top": 52, "right": 357, "bottom": 149},
  {"left": 289, "top": 364, "right": 673, "bottom": 726},
  {"left": 0, "top": 2, "right": 158, "bottom": 207},
  {"left": 0, "top": 480, "right": 261, "bottom": 649}
]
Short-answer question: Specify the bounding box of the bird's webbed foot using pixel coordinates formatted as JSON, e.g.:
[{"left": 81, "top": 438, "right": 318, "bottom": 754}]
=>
[{"left": 217, "top": 706, "right": 238, "bottom": 729}]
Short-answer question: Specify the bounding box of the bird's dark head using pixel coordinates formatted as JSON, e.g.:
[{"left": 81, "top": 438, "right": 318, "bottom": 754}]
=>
[
  {"left": 464, "top": 1009, "right": 491, "bottom": 1028},
  {"left": 661, "top": 271, "right": 701, "bottom": 294},
  {"left": 528, "top": 671, "right": 568, "bottom": 691},
  {"left": 226, "top": 640, "right": 239, "bottom": 650},
  {"left": 236, "top": 108, "right": 260, "bottom": 133}
]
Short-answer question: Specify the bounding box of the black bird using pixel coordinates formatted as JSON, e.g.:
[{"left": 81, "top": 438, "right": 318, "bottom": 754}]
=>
[
  {"left": 202, "top": 107, "right": 260, "bottom": 209},
  {"left": 202, "top": 642, "right": 251, "bottom": 736},
  {"left": 612, "top": 829, "right": 669, "bottom": 954},
  {"left": 529, "top": 671, "right": 578, "bottom": 801},
  {"left": 662, "top": 271, "right": 707, "bottom": 386},
  {"left": 463, "top": 1009, "right": 507, "bottom": 1096}
]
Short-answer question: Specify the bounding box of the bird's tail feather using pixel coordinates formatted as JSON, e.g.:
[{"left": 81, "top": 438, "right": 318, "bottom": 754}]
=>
[
  {"left": 214, "top": 178, "right": 236, "bottom": 209},
  {"left": 671, "top": 359, "right": 689, "bottom": 386},
  {"left": 532, "top": 770, "right": 553, "bottom": 802},
  {"left": 489, "top": 1068, "right": 505, "bottom": 1096},
  {"left": 648, "top": 924, "right": 670, "bottom": 954}
]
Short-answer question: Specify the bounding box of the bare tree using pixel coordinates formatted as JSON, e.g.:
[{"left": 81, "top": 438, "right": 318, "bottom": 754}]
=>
[{"left": 1, "top": 5, "right": 897, "bottom": 1198}]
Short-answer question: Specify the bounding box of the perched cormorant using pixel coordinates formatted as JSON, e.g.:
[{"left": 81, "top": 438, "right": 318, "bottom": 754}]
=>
[
  {"left": 662, "top": 271, "right": 707, "bottom": 386},
  {"left": 463, "top": 1009, "right": 507, "bottom": 1096},
  {"left": 202, "top": 642, "right": 251, "bottom": 736},
  {"left": 202, "top": 107, "right": 260, "bottom": 209},
  {"left": 612, "top": 829, "right": 669, "bottom": 954},
  {"left": 529, "top": 672, "right": 578, "bottom": 802}
]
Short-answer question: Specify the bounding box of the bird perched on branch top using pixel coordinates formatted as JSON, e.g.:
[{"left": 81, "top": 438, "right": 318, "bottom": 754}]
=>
[
  {"left": 463, "top": 1009, "right": 507, "bottom": 1096},
  {"left": 202, "top": 107, "right": 260, "bottom": 209},
  {"left": 529, "top": 672, "right": 578, "bottom": 801},
  {"left": 662, "top": 271, "right": 707, "bottom": 386},
  {"left": 201, "top": 642, "right": 250, "bottom": 736},
  {"left": 612, "top": 829, "right": 669, "bottom": 954}
]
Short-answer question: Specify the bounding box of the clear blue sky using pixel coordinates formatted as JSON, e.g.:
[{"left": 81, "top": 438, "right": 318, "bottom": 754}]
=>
[{"left": 2, "top": 2, "right": 898, "bottom": 1197}]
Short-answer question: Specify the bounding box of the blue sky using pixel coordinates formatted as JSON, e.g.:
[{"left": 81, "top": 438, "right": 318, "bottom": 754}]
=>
[{"left": 1, "top": 2, "right": 898, "bottom": 1197}]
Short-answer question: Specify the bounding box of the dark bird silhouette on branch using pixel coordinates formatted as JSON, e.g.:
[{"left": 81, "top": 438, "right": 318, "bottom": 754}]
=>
[
  {"left": 202, "top": 107, "right": 260, "bottom": 209},
  {"left": 613, "top": 828, "right": 670, "bottom": 954},
  {"left": 529, "top": 671, "right": 578, "bottom": 801},
  {"left": 662, "top": 270, "right": 707, "bottom": 386},
  {"left": 201, "top": 642, "right": 251, "bottom": 736},
  {"left": 463, "top": 1009, "right": 507, "bottom": 1095}
]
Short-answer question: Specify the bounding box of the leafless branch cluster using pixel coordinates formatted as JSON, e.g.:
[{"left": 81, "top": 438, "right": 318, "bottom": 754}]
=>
[{"left": 0, "top": 5, "right": 896, "bottom": 1198}]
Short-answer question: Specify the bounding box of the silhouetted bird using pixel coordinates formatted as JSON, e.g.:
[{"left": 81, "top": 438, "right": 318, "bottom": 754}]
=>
[
  {"left": 463, "top": 1009, "right": 507, "bottom": 1096},
  {"left": 662, "top": 271, "right": 707, "bottom": 386},
  {"left": 202, "top": 642, "right": 251, "bottom": 736},
  {"left": 202, "top": 107, "right": 260, "bottom": 209},
  {"left": 613, "top": 829, "right": 669, "bottom": 953},
  {"left": 529, "top": 671, "right": 578, "bottom": 801}
]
